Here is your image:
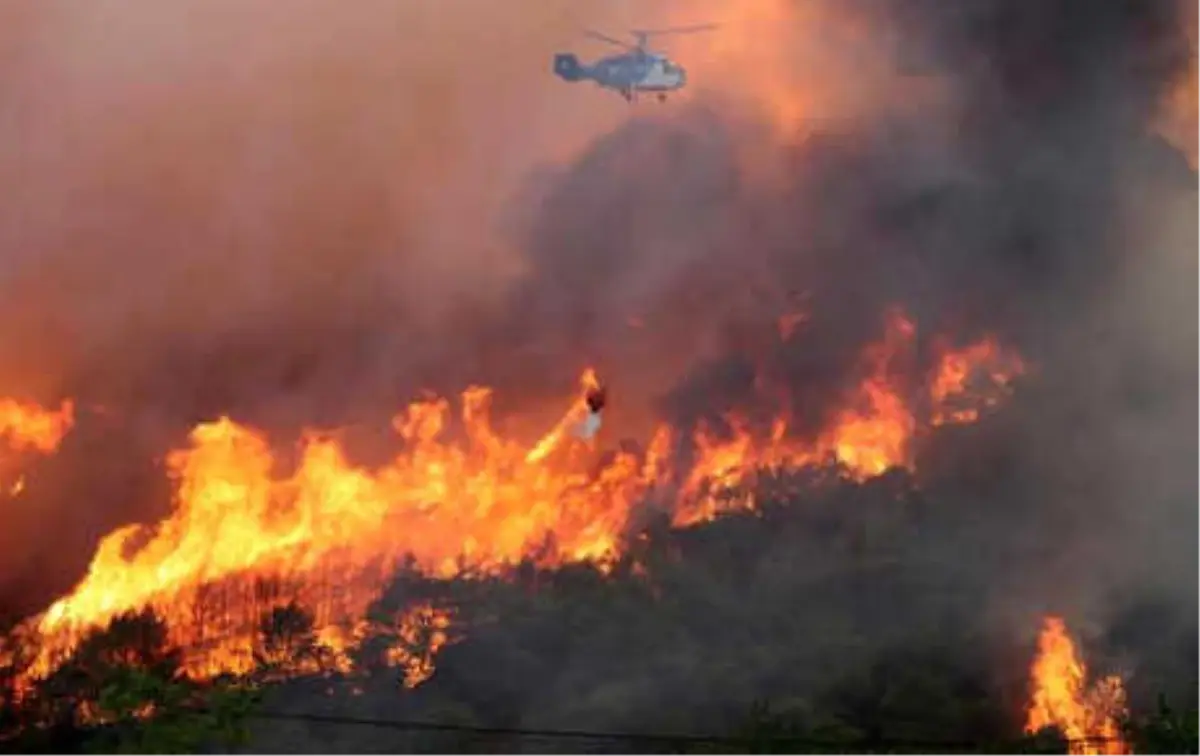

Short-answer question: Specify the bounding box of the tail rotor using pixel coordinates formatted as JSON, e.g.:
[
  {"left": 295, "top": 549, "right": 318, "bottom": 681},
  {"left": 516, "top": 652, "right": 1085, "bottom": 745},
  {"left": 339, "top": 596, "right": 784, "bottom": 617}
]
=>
[{"left": 552, "top": 53, "right": 586, "bottom": 81}]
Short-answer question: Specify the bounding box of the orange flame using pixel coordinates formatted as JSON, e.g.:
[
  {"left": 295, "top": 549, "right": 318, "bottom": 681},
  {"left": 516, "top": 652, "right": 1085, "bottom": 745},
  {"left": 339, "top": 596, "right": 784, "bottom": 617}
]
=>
[
  {"left": 674, "top": 311, "right": 918, "bottom": 525},
  {"left": 1025, "top": 616, "right": 1130, "bottom": 755},
  {"left": 5, "top": 311, "right": 1025, "bottom": 693},
  {"left": 930, "top": 337, "right": 1026, "bottom": 426},
  {"left": 0, "top": 399, "right": 74, "bottom": 455},
  {"left": 385, "top": 603, "right": 456, "bottom": 690},
  {"left": 0, "top": 398, "right": 75, "bottom": 498}
]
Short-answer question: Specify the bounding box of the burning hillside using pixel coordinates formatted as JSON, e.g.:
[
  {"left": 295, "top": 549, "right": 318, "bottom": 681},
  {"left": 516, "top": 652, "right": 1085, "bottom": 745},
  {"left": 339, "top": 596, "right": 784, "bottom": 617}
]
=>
[
  {"left": 0, "top": 0, "right": 1193, "bottom": 752},
  {"left": 0, "top": 317, "right": 1138, "bottom": 754},
  {"left": 2, "top": 309, "right": 1023, "bottom": 693}
]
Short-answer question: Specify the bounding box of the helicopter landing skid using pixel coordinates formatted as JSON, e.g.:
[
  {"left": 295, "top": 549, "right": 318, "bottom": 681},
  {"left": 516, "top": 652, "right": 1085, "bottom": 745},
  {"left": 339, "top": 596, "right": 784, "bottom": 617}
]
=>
[{"left": 620, "top": 89, "right": 667, "bottom": 104}]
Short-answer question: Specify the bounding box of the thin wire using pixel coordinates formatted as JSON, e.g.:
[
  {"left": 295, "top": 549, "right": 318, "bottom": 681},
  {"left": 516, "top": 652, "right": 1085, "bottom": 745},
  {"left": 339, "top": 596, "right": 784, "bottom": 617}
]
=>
[{"left": 247, "top": 709, "right": 1127, "bottom": 751}]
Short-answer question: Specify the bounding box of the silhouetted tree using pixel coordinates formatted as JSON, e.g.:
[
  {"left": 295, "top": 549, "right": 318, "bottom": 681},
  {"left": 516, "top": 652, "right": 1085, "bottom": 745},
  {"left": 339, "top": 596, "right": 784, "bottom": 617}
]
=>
[
  {"left": 2, "top": 608, "right": 259, "bottom": 753},
  {"left": 255, "top": 601, "right": 322, "bottom": 676}
]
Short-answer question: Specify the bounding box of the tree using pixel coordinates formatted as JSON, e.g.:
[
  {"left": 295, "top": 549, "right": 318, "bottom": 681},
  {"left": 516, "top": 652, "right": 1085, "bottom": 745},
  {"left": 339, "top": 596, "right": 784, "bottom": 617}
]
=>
[
  {"left": 1, "top": 609, "right": 260, "bottom": 754},
  {"left": 1126, "top": 696, "right": 1200, "bottom": 755},
  {"left": 86, "top": 667, "right": 260, "bottom": 754},
  {"left": 255, "top": 601, "right": 322, "bottom": 677}
]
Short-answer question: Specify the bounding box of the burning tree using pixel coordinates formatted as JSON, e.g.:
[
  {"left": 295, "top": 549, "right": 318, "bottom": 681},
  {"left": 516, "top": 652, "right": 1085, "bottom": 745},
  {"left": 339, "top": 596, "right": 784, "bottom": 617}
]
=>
[{"left": 1, "top": 609, "right": 258, "bottom": 753}]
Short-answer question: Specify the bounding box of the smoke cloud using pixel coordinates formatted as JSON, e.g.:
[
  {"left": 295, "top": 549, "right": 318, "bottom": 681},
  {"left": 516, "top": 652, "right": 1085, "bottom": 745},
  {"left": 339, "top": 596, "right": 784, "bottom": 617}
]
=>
[
  {"left": 0, "top": 0, "right": 1194, "bottom": 737},
  {"left": 0, "top": 0, "right": 631, "bottom": 602}
]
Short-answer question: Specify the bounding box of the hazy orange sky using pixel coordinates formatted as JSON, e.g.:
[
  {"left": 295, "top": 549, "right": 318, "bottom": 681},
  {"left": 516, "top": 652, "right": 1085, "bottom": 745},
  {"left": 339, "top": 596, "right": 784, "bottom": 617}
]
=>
[
  {"left": 0, "top": 0, "right": 1190, "bottom": 409},
  {"left": 0, "top": 0, "right": 940, "bottom": 399}
]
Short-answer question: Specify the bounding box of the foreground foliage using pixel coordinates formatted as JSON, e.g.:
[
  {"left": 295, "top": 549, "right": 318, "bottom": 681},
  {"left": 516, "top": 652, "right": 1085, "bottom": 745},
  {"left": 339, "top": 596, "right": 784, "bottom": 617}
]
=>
[
  {"left": 1, "top": 577, "right": 1195, "bottom": 754},
  {"left": 1, "top": 611, "right": 260, "bottom": 754},
  {"left": 0, "top": 476, "right": 1195, "bottom": 753}
]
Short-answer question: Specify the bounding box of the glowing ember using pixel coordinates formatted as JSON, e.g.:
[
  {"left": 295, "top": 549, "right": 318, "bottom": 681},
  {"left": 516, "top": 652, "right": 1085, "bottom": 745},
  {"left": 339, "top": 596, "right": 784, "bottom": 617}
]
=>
[
  {"left": 4, "top": 310, "right": 1025, "bottom": 694},
  {"left": 930, "top": 337, "right": 1026, "bottom": 426},
  {"left": 1025, "top": 616, "right": 1130, "bottom": 755},
  {"left": 0, "top": 398, "right": 74, "bottom": 498},
  {"left": 0, "top": 398, "right": 75, "bottom": 454},
  {"left": 384, "top": 603, "right": 456, "bottom": 689}
]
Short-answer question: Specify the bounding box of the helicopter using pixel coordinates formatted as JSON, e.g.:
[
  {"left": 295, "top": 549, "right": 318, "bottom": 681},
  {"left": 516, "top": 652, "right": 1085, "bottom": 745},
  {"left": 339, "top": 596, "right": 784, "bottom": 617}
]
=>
[{"left": 552, "top": 25, "right": 717, "bottom": 103}]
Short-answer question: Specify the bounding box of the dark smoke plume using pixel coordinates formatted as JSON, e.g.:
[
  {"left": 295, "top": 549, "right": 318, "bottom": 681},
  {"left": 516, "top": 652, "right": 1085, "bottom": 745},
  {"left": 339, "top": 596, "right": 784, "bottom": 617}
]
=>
[
  {"left": 414, "top": 0, "right": 1198, "bottom": 736},
  {"left": 287, "top": 1, "right": 1198, "bottom": 742}
]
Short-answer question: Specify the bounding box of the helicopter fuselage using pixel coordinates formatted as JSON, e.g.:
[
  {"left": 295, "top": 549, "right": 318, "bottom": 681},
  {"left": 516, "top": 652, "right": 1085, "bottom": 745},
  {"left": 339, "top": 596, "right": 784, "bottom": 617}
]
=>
[
  {"left": 593, "top": 51, "right": 686, "bottom": 91},
  {"left": 553, "top": 50, "right": 686, "bottom": 100}
]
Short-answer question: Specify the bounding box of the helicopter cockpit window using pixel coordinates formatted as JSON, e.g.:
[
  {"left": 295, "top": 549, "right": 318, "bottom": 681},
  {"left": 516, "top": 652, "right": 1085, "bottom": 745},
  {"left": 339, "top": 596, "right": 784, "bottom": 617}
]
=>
[{"left": 663, "top": 61, "right": 679, "bottom": 74}]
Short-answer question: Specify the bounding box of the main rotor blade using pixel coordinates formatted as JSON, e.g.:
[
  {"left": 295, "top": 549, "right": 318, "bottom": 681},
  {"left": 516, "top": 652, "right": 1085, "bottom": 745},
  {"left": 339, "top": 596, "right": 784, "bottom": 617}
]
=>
[
  {"left": 584, "top": 28, "right": 635, "bottom": 50},
  {"left": 629, "top": 23, "right": 719, "bottom": 38}
]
